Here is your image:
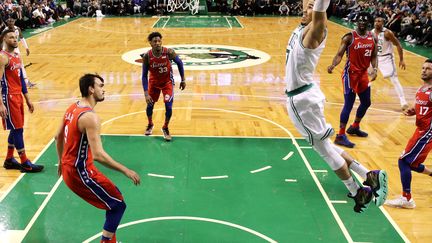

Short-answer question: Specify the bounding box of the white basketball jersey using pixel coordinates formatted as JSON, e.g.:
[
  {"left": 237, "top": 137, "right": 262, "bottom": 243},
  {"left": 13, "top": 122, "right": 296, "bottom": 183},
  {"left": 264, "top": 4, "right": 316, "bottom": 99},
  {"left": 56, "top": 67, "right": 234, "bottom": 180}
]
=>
[
  {"left": 285, "top": 25, "right": 327, "bottom": 92},
  {"left": 374, "top": 27, "right": 393, "bottom": 56}
]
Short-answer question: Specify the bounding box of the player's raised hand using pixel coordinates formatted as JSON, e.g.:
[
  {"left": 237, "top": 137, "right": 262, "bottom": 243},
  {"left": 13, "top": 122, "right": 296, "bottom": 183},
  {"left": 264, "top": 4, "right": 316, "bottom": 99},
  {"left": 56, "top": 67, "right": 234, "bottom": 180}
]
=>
[
  {"left": 125, "top": 169, "right": 141, "bottom": 185},
  {"left": 179, "top": 81, "right": 186, "bottom": 90}
]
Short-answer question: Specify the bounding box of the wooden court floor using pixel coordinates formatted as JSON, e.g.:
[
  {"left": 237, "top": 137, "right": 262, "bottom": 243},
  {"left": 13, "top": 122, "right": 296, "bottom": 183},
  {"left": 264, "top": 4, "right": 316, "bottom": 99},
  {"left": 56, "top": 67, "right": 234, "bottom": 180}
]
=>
[{"left": 0, "top": 16, "right": 430, "bottom": 242}]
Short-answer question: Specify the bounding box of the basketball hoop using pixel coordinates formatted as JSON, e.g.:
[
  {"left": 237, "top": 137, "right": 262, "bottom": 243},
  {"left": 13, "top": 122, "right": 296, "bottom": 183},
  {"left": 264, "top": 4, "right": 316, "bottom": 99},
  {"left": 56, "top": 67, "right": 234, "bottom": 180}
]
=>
[{"left": 167, "top": 0, "right": 200, "bottom": 15}]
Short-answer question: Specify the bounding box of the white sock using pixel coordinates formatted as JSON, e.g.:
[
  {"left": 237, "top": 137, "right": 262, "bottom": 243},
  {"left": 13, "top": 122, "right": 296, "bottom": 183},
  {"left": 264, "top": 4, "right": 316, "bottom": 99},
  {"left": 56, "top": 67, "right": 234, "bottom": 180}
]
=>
[
  {"left": 342, "top": 177, "right": 360, "bottom": 196},
  {"left": 389, "top": 76, "right": 407, "bottom": 106},
  {"left": 349, "top": 160, "right": 368, "bottom": 179}
]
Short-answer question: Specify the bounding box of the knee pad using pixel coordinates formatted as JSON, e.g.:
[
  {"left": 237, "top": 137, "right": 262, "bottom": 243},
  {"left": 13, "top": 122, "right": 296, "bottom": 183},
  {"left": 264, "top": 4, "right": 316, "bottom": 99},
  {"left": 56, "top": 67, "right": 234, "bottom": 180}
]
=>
[
  {"left": 410, "top": 164, "right": 425, "bottom": 173},
  {"left": 313, "top": 140, "right": 345, "bottom": 170}
]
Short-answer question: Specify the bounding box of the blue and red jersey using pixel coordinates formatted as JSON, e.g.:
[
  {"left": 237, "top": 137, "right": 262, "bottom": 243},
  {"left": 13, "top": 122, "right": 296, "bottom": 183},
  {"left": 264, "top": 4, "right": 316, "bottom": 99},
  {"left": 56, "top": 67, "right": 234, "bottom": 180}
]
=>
[
  {"left": 148, "top": 47, "right": 174, "bottom": 88},
  {"left": 0, "top": 50, "right": 25, "bottom": 95}
]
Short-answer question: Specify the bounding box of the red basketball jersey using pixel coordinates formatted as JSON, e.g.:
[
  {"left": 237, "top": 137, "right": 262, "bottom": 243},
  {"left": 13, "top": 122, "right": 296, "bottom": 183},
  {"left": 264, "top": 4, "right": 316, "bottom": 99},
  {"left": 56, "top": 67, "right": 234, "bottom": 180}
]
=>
[
  {"left": 0, "top": 50, "right": 23, "bottom": 95},
  {"left": 61, "top": 102, "right": 94, "bottom": 168},
  {"left": 415, "top": 85, "right": 432, "bottom": 131},
  {"left": 148, "top": 47, "right": 173, "bottom": 87},
  {"left": 345, "top": 31, "right": 375, "bottom": 72}
]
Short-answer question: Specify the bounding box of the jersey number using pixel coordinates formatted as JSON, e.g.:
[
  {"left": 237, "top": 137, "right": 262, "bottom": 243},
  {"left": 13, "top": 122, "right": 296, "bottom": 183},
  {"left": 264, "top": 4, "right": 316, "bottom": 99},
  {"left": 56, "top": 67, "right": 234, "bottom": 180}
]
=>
[
  {"left": 158, "top": 67, "right": 168, "bottom": 73},
  {"left": 64, "top": 125, "right": 69, "bottom": 143},
  {"left": 364, "top": 50, "right": 372, "bottom": 57},
  {"left": 420, "top": 106, "right": 429, "bottom": 115}
]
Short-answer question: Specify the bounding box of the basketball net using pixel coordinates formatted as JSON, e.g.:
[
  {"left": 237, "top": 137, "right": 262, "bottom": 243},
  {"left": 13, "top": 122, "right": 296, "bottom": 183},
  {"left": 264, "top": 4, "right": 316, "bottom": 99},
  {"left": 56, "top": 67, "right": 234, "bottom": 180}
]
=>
[{"left": 167, "top": 0, "right": 200, "bottom": 15}]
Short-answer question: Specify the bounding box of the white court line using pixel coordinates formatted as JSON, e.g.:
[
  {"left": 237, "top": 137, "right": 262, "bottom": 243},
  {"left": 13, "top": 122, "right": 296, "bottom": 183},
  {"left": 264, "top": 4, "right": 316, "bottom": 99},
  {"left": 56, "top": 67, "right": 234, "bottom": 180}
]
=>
[
  {"left": 225, "top": 16, "right": 232, "bottom": 29},
  {"left": 350, "top": 173, "right": 410, "bottom": 242},
  {"left": 330, "top": 200, "right": 348, "bottom": 204},
  {"left": 97, "top": 106, "right": 353, "bottom": 242},
  {"left": 147, "top": 173, "right": 175, "bottom": 179},
  {"left": 83, "top": 216, "right": 278, "bottom": 243},
  {"left": 313, "top": 170, "right": 328, "bottom": 173},
  {"left": 250, "top": 166, "right": 271, "bottom": 174},
  {"left": 284, "top": 179, "right": 297, "bottom": 182},
  {"left": 0, "top": 139, "right": 53, "bottom": 203},
  {"left": 299, "top": 146, "right": 312, "bottom": 149},
  {"left": 282, "top": 151, "right": 294, "bottom": 160},
  {"left": 234, "top": 16, "right": 244, "bottom": 28},
  {"left": 201, "top": 175, "right": 229, "bottom": 180},
  {"left": 33, "top": 192, "right": 49, "bottom": 195},
  {"left": 30, "top": 92, "right": 403, "bottom": 115},
  {"left": 161, "top": 16, "right": 170, "bottom": 29}
]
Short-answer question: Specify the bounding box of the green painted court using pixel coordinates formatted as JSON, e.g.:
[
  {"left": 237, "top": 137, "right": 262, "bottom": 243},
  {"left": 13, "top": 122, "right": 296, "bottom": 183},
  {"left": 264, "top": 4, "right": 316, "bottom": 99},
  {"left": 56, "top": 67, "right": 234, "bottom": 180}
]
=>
[
  {"left": 0, "top": 135, "right": 405, "bottom": 242},
  {"left": 152, "top": 16, "right": 243, "bottom": 28}
]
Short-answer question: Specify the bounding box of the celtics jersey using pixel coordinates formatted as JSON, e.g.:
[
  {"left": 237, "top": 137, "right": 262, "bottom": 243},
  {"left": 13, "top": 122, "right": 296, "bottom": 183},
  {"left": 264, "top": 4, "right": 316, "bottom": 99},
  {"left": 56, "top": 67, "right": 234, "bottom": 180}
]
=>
[
  {"left": 373, "top": 27, "right": 393, "bottom": 57},
  {"left": 285, "top": 24, "right": 327, "bottom": 92}
]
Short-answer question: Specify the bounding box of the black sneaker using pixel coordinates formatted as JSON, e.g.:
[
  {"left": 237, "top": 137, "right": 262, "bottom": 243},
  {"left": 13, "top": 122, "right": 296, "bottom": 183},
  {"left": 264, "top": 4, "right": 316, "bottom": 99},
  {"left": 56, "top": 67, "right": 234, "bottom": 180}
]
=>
[
  {"left": 334, "top": 134, "right": 355, "bottom": 148},
  {"left": 346, "top": 125, "right": 368, "bottom": 137},
  {"left": 161, "top": 127, "right": 172, "bottom": 141},
  {"left": 20, "top": 160, "right": 44, "bottom": 173},
  {"left": 363, "top": 170, "right": 388, "bottom": 206},
  {"left": 348, "top": 187, "right": 373, "bottom": 213},
  {"left": 145, "top": 124, "right": 154, "bottom": 136},
  {"left": 3, "top": 157, "right": 21, "bottom": 170}
]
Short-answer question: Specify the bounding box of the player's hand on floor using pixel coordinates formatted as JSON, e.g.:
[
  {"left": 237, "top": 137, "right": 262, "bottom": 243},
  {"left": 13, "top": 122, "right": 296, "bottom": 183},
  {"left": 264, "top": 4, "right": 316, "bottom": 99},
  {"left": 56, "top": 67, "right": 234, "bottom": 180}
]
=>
[
  {"left": 125, "top": 169, "right": 141, "bottom": 185},
  {"left": 179, "top": 81, "right": 186, "bottom": 90}
]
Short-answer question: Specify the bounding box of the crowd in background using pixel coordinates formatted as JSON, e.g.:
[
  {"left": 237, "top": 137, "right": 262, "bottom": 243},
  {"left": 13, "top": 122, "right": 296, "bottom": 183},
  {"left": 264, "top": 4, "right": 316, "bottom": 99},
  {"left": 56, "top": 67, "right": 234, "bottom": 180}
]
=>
[
  {"left": 332, "top": 0, "right": 432, "bottom": 47},
  {"left": 0, "top": 0, "right": 431, "bottom": 47}
]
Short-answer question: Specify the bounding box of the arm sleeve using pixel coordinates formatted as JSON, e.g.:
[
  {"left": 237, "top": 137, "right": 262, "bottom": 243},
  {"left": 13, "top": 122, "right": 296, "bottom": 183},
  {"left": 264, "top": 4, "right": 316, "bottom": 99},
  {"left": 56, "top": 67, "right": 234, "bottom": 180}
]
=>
[
  {"left": 173, "top": 55, "right": 185, "bottom": 81},
  {"left": 21, "top": 69, "right": 28, "bottom": 94},
  {"left": 21, "top": 38, "right": 29, "bottom": 49},
  {"left": 142, "top": 64, "right": 149, "bottom": 91}
]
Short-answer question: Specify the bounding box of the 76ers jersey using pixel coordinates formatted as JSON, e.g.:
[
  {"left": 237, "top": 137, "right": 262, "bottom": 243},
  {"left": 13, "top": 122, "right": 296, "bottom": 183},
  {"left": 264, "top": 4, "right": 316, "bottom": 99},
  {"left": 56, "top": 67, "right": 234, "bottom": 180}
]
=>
[
  {"left": 148, "top": 47, "right": 174, "bottom": 87},
  {"left": 345, "top": 31, "right": 375, "bottom": 72},
  {"left": 415, "top": 85, "right": 432, "bottom": 131},
  {"left": 0, "top": 50, "right": 23, "bottom": 95},
  {"left": 61, "top": 102, "right": 94, "bottom": 169}
]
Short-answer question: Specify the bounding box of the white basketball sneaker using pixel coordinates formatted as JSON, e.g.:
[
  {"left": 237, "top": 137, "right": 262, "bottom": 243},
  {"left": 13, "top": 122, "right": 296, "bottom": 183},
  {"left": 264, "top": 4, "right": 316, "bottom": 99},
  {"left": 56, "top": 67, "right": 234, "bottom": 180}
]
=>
[{"left": 384, "top": 196, "right": 416, "bottom": 209}]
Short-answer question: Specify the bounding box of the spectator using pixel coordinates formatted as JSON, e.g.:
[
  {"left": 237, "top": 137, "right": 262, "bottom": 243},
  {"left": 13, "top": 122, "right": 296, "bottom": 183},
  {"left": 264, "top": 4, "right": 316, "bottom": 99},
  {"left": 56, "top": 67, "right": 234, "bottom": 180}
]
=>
[{"left": 279, "top": 1, "right": 289, "bottom": 16}]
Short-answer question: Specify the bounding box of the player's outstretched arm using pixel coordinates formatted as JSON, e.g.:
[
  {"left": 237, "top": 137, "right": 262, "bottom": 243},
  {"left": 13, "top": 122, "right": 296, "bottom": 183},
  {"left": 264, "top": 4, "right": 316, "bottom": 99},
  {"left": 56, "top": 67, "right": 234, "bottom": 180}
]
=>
[
  {"left": 303, "top": 0, "right": 330, "bottom": 49},
  {"left": 80, "top": 112, "right": 141, "bottom": 185},
  {"left": 54, "top": 118, "right": 66, "bottom": 176},
  {"left": 168, "top": 49, "right": 186, "bottom": 90},
  {"left": 327, "top": 33, "right": 351, "bottom": 73},
  {"left": 386, "top": 30, "right": 405, "bottom": 69}
]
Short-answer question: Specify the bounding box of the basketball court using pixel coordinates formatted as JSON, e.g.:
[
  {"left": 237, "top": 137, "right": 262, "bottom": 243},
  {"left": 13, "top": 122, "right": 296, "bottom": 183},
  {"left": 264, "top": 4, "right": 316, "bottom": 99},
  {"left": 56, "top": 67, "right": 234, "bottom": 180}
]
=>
[{"left": 0, "top": 15, "right": 431, "bottom": 242}]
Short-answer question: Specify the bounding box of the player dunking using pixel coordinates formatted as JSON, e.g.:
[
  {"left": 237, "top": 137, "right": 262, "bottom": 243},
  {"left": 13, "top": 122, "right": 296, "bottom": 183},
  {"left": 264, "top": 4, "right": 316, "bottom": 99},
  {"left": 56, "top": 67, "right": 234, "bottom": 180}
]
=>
[
  {"left": 141, "top": 32, "right": 186, "bottom": 141},
  {"left": 0, "top": 29, "right": 43, "bottom": 173},
  {"left": 55, "top": 74, "right": 141, "bottom": 242},
  {"left": 385, "top": 59, "right": 432, "bottom": 209},
  {"left": 372, "top": 17, "right": 408, "bottom": 111},
  {"left": 328, "top": 12, "right": 378, "bottom": 148},
  {"left": 285, "top": 0, "right": 387, "bottom": 212}
]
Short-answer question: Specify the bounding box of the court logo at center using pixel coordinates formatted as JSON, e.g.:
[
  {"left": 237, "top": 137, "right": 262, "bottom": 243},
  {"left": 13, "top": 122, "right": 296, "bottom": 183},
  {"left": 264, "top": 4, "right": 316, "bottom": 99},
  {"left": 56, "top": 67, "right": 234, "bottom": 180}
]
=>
[{"left": 122, "top": 44, "right": 271, "bottom": 70}]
